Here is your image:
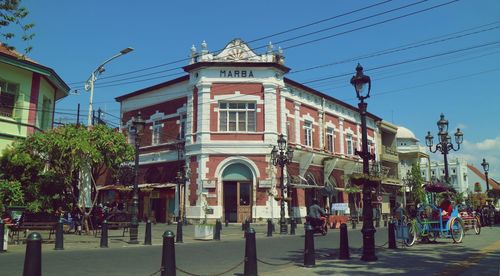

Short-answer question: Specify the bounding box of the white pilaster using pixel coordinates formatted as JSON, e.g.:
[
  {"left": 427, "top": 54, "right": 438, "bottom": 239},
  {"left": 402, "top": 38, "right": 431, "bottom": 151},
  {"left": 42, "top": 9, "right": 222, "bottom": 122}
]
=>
[
  {"left": 196, "top": 82, "right": 212, "bottom": 143},
  {"left": 294, "top": 102, "right": 301, "bottom": 145},
  {"left": 339, "top": 118, "right": 345, "bottom": 154},
  {"left": 263, "top": 83, "right": 278, "bottom": 143}
]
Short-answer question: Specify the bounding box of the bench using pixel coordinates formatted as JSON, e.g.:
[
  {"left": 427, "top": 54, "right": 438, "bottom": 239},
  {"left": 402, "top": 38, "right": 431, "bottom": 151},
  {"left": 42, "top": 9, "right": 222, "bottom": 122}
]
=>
[
  {"left": 9, "top": 213, "right": 58, "bottom": 243},
  {"left": 94, "top": 212, "right": 131, "bottom": 237}
]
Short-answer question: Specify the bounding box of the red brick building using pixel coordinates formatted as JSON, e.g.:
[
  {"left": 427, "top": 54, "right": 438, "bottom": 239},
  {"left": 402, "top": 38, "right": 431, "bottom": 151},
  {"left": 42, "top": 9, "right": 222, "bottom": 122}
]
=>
[{"left": 116, "top": 39, "right": 392, "bottom": 223}]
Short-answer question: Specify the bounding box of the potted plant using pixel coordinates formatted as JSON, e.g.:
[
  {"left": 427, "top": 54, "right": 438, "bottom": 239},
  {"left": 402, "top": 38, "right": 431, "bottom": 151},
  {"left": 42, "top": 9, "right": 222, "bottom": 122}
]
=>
[{"left": 194, "top": 201, "right": 214, "bottom": 240}]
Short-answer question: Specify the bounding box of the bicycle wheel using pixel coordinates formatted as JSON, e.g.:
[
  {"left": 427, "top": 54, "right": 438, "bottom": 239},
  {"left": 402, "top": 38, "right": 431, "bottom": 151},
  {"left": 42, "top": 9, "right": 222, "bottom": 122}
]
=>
[
  {"left": 450, "top": 218, "right": 464, "bottom": 243},
  {"left": 404, "top": 221, "right": 416, "bottom": 247},
  {"left": 473, "top": 217, "right": 481, "bottom": 235}
]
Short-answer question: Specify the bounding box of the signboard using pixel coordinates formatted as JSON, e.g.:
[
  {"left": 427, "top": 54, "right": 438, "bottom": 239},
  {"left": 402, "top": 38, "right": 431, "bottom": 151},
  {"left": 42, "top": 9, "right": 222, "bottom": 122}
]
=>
[
  {"left": 259, "top": 179, "right": 272, "bottom": 188},
  {"left": 202, "top": 179, "right": 217, "bottom": 188},
  {"left": 331, "top": 203, "right": 349, "bottom": 211}
]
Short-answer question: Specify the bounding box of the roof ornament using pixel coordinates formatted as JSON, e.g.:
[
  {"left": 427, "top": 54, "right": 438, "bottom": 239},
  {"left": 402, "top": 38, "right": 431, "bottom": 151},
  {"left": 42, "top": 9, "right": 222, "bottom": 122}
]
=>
[
  {"left": 201, "top": 40, "right": 208, "bottom": 54},
  {"left": 267, "top": 41, "right": 273, "bottom": 54},
  {"left": 190, "top": 44, "right": 197, "bottom": 64},
  {"left": 275, "top": 46, "right": 285, "bottom": 65}
]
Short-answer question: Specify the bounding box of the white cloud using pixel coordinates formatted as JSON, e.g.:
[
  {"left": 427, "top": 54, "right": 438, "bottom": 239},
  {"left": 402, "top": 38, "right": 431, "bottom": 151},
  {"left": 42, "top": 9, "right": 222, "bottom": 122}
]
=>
[{"left": 455, "top": 136, "right": 500, "bottom": 180}]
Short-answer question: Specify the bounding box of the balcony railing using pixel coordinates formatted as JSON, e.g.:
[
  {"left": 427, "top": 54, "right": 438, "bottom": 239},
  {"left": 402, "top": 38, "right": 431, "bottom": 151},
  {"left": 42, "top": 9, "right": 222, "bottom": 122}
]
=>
[{"left": 382, "top": 145, "right": 398, "bottom": 157}]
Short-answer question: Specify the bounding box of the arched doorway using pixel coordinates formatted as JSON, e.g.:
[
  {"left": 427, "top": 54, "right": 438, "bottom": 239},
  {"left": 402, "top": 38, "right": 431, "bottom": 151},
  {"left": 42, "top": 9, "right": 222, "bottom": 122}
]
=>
[{"left": 222, "top": 163, "right": 253, "bottom": 223}]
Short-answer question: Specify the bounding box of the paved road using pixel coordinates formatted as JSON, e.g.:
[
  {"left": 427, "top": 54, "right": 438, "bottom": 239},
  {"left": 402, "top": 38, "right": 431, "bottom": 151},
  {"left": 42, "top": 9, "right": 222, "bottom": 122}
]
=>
[{"left": 1, "top": 223, "right": 499, "bottom": 275}]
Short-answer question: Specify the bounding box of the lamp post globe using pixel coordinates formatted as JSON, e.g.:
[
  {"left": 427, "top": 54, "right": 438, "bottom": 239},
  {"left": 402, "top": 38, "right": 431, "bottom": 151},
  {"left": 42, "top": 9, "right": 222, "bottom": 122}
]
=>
[
  {"left": 350, "top": 64, "right": 377, "bottom": 262},
  {"left": 129, "top": 112, "right": 145, "bottom": 244}
]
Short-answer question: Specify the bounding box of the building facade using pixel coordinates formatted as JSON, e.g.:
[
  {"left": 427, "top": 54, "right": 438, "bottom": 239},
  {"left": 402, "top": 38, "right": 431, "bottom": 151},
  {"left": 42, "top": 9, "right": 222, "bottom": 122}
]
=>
[
  {"left": 421, "top": 158, "right": 469, "bottom": 194},
  {"left": 0, "top": 44, "right": 69, "bottom": 153},
  {"left": 116, "top": 39, "right": 394, "bottom": 223}
]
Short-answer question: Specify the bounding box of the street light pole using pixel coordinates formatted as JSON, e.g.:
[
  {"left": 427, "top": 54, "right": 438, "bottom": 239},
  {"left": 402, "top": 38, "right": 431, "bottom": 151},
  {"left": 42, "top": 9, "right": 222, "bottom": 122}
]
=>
[
  {"left": 271, "top": 134, "right": 294, "bottom": 235},
  {"left": 350, "top": 63, "right": 377, "bottom": 262},
  {"left": 129, "top": 112, "right": 145, "bottom": 244},
  {"left": 481, "top": 158, "right": 490, "bottom": 195},
  {"left": 85, "top": 47, "right": 133, "bottom": 126},
  {"left": 425, "top": 114, "right": 463, "bottom": 184}
]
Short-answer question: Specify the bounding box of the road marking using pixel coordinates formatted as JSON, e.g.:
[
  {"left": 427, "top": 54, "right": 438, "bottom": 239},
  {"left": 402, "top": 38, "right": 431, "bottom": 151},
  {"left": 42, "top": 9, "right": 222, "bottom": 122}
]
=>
[{"left": 435, "top": 239, "right": 500, "bottom": 276}]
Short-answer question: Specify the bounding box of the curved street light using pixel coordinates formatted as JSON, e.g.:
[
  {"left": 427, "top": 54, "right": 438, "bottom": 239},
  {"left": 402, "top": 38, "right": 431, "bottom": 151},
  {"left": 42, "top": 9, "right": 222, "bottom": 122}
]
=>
[{"left": 85, "top": 47, "right": 133, "bottom": 126}]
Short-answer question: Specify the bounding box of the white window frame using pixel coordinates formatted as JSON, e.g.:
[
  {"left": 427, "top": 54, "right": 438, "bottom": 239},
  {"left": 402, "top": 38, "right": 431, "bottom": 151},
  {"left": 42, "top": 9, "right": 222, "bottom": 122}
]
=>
[
  {"left": 326, "top": 127, "right": 334, "bottom": 152},
  {"left": 346, "top": 133, "right": 354, "bottom": 155},
  {"left": 304, "top": 120, "right": 313, "bottom": 147},
  {"left": 218, "top": 102, "right": 256, "bottom": 132},
  {"left": 179, "top": 114, "right": 186, "bottom": 139},
  {"left": 152, "top": 119, "right": 162, "bottom": 145}
]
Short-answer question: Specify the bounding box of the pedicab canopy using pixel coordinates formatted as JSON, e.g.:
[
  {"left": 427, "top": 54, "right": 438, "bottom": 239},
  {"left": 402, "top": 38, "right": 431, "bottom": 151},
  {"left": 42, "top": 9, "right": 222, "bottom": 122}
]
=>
[{"left": 423, "top": 182, "right": 456, "bottom": 193}]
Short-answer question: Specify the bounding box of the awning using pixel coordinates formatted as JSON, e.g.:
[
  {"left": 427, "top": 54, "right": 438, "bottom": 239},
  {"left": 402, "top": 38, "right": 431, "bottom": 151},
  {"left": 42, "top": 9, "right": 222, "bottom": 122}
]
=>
[
  {"left": 97, "top": 183, "right": 177, "bottom": 191},
  {"left": 289, "top": 183, "right": 324, "bottom": 189}
]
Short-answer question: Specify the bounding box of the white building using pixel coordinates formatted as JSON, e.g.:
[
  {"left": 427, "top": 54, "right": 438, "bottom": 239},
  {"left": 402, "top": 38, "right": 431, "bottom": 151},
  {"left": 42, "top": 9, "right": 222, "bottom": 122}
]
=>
[{"left": 421, "top": 158, "right": 469, "bottom": 194}]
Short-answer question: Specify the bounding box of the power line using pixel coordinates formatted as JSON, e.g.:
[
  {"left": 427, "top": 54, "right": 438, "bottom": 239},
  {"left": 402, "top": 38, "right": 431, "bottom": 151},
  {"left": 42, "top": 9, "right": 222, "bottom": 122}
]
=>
[{"left": 65, "top": 0, "right": 406, "bottom": 86}]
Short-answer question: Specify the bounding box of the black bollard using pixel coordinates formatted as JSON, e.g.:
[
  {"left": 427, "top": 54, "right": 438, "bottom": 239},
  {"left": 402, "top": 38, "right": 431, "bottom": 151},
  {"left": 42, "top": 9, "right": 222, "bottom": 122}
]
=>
[
  {"left": 0, "top": 219, "right": 4, "bottom": 252},
  {"left": 244, "top": 228, "right": 258, "bottom": 276},
  {"left": 338, "top": 223, "right": 350, "bottom": 260},
  {"left": 384, "top": 219, "right": 388, "bottom": 227},
  {"left": 267, "top": 219, "right": 273, "bottom": 237},
  {"left": 144, "top": 220, "right": 152, "bottom": 245},
  {"left": 242, "top": 220, "right": 245, "bottom": 231},
  {"left": 55, "top": 217, "right": 64, "bottom": 250},
  {"left": 214, "top": 219, "right": 221, "bottom": 240},
  {"left": 23, "top": 232, "right": 42, "bottom": 276},
  {"left": 351, "top": 220, "right": 356, "bottom": 229},
  {"left": 388, "top": 221, "right": 397, "bottom": 249},
  {"left": 290, "top": 218, "right": 296, "bottom": 235},
  {"left": 100, "top": 219, "right": 108, "bottom": 248},
  {"left": 376, "top": 219, "right": 380, "bottom": 228},
  {"left": 161, "top": 230, "right": 176, "bottom": 276},
  {"left": 225, "top": 220, "right": 229, "bottom": 227},
  {"left": 176, "top": 220, "right": 183, "bottom": 243},
  {"left": 304, "top": 223, "right": 315, "bottom": 267}
]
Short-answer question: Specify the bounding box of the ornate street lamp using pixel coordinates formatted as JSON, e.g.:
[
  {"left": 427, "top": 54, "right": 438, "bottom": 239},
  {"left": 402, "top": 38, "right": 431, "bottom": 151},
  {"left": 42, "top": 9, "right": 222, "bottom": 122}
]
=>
[
  {"left": 481, "top": 158, "right": 490, "bottom": 195},
  {"left": 129, "top": 112, "right": 145, "bottom": 244},
  {"left": 350, "top": 63, "right": 377, "bottom": 262},
  {"left": 271, "top": 134, "right": 294, "bottom": 234},
  {"left": 425, "top": 114, "right": 463, "bottom": 184}
]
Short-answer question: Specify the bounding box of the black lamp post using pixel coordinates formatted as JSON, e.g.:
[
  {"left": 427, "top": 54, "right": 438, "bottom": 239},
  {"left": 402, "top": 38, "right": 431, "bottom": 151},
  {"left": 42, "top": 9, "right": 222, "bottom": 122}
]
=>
[
  {"left": 350, "top": 63, "right": 377, "bottom": 262},
  {"left": 481, "top": 158, "right": 490, "bottom": 196},
  {"left": 271, "top": 134, "right": 294, "bottom": 235},
  {"left": 129, "top": 112, "right": 145, "bottom": 244},
  {"left": 425, "top": 114, "right": 463, "bottom": 184}
]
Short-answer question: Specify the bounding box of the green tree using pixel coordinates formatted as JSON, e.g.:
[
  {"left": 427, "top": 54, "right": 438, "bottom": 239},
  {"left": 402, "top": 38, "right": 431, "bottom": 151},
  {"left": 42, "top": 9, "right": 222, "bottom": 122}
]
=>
[
  {"left": 404, "top": 163, "right": 426, "bottom": 206},
  {"left": 0, "top": 179, "right": 24, "bottom": 215},
  {"left": 0, "top": 124, "right": 134, "bottom": 213},
  {"left": 1, "top": 0, "right": 35, "bottom": 55}
]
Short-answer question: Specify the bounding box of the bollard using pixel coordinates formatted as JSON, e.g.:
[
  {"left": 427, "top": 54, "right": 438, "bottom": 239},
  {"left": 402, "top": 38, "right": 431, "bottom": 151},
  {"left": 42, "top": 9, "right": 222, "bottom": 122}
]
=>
[
  {"left": 338, "top": 223, "right": 350, "bottom": 260},
  {"left": 384, "top": 219, "right": 388, "bottom": 227},
  {"left": 144, "top": 220, "right": 152, "bottom": 245},
  {"left": 242, "top": 220, "right": 245, "bottom": 231},
  {"left": 243, "top": 219, "right": 251, "bottom": 238},
  {"left": 23, "top": 232, "right": 42, "bottom": 276},
  {"left": 244, "top": 228, "right": 258, "bottom": 276},
  {"left": 351, "top": 220, "right": 356, "bottom": 229},
  {"left": 176, "top": 220, "right": 183, "bottom": 243},
  {"left": 161, "top": 230, "right": 176, "bottom": 276},
  {"left": 214, "top": 219, "right": 221, "bottom": 240},
  {"left": 55, "top": 217, "right": 64, "bottom": 250},
  {"left": 267, "top": 219, "right": 273, "bottom": 237},
  {"left": 100, "top": 219, "right": 108, "bottom": 248},
  {"left": 388, "top": 221, "right": 397, "bottom": 249},
  {"left": 290, "top": 218, "right": 296, "bottom": 235},
  {"left": 304, "top": 223, "right": 315, "bottom": 267},
  {"left": 0, "top": 219, "right": 4, "bottom": 252},
  {"left": 225, "top": 220, "right": 229, "bottom": 227},
  {"left": 376, "top": 219, "right": 380, "bottom": 228},
  {"left": 332, "top": 220, "right": 337, "bottom": 229}
]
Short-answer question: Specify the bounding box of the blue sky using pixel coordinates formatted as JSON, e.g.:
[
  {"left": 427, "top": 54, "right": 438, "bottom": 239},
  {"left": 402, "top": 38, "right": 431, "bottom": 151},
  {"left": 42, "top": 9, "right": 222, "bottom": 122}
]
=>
[{"left": 7, "top": 0, "right": 500, "bottom": 180}]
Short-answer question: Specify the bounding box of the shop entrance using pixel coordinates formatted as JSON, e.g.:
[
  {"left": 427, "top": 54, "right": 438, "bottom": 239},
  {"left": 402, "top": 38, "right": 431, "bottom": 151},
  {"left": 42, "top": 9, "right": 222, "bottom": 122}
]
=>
[
  {"left": 223, "top": 181, "right": 252, "bottom": 223},
  {"left": 221, "top": 163, "right": 253, "bottom": 223}
]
